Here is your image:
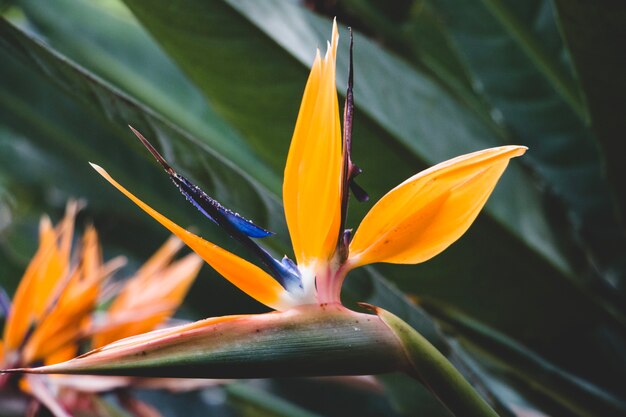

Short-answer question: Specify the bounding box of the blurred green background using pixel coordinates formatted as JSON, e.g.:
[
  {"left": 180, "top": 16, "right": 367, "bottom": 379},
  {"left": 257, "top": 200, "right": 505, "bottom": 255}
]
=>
[{"left": 1, "top": 0, "right": 625, "bottom": 416}]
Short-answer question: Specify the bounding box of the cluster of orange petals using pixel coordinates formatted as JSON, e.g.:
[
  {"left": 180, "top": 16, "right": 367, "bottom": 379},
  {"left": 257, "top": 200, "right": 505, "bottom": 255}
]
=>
[{"left": 0, "top": 201, "right": 202, "bottom": 371}]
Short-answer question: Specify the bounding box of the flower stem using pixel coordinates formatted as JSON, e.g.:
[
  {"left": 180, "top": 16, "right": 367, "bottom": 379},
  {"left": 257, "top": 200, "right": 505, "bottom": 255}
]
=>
[{"left": 373, "top": 306, "right": 500, "bottom": 417}]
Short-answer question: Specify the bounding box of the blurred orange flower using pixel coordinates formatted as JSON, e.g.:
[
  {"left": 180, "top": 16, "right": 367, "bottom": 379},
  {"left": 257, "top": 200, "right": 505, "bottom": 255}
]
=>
[{"left": 0, "top": 201, "right": 202, "bottom": 416}]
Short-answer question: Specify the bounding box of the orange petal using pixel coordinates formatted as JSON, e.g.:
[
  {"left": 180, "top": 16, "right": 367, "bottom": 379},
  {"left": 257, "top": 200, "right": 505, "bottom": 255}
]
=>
[
  {"left": 3, "top": 215, "right": 66, "bottom": 351},
  {"left": 44, "top": 344, "right": 78, "bottom": 366},
  {"left": 93, "top": 253, "right": 203, "bottom": 348},
  {"left": 134, "top": 235, "right": 184, "bottom": 281},
  {"left": 283, "top": 20, "right": 342, "bottom": 266},
  {"left": 349, "top": 146, "right": 527, "bottom": 267},
  {"left": 22, "top": 268, "right": 95, "bottom": 363},
  {"left": 54, "top": 199, "right": 81, "bottom": 266},
  {"left": 80, "top": 225, "right": 102, "bottom": 282},
  {"left": 89, "top": 303, "right": 175, "bottom": 342},
  {"left": 105, "top": 237, "right": 186, "bottom": 314},
  {"left": 21, "top": 223, "right": 118, "bottom": 364},
  {"left": 90, "top": 163, "right": 294, "bottom": 311}
]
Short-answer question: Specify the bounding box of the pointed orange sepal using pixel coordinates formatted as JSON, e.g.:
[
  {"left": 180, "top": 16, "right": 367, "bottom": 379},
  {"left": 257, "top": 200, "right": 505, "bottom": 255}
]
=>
[
  {"left": 21, "top": 226, "right": 116, "bottom": 364},
  {"left": 283, "top": 20, "right": 342, "bottom": 267},
  {"left": 349, "top": 146, "right": 527, "bottom": 267},
  {"left": 92, "top": 246, "right": 203, "bottom": 348},
  {"left": 90, "top": 163, "right": 295, "bottom": 311},
  {"left": 2, "top": 202, "right": 79, "bottom": 353}
]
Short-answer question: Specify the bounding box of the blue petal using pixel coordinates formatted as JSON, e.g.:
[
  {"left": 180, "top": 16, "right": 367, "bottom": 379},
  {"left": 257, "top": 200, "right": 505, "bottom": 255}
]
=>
[
  {"left": 267, "top": 255, "right": 303, "bottom": 292},
  {"left": 0, "top": 286, "right": 11, "bottom": 318},
  {"left": 131, "top": 126, "right": 304, "bottom": 291},
  {"left": 129, "top": 125, "right": 273, "bottom": 239},
  {"left": 172, "top": 173, "right": 273, "bottom": 238}
]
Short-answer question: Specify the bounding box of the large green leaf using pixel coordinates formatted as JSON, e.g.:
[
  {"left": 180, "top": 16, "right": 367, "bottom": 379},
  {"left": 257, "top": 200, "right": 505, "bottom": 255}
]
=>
[
  {"left": 17, "top": 0, "right": 281, "bottom": 196},
  {"left": 332, "top": 0, "right": 626, "bottom": 313},
  {"left": 552, "top": 0, "right": 626, "bottom": 282},
  {"left": 266, "top": 377, "right": 407, "bottom": 417},
  {"left": 0, "top": 16, "right": 286, "bottom": 246},
  {"left": 333, "top": 0, "right": 505, "bottom": 138},
  {"left": 225, "top": 382, "right": 325, "bottom": 417},
  {"left": 423, "top": 299, "right": 626, "bottom": 417},
  {"left": 423, "top": 0, "right": 626, "bottom": 301}
]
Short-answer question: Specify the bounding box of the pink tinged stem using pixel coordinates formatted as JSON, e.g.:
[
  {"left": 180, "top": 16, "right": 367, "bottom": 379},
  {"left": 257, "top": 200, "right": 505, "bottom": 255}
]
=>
[
  {"left": 8, "top": 307, "right": 408, "bottom": 379},
  {"left": 316, "top": 258, "right": 350, "bottom": 305}
]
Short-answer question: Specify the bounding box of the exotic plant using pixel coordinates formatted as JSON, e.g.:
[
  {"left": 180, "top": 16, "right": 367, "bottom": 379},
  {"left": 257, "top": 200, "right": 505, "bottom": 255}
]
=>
[
  {"left": 1, "top": 1, "right": 625, "bottom": 416},
  {"left": 6, "top": 22, "right": 524, "bottom": 417}
]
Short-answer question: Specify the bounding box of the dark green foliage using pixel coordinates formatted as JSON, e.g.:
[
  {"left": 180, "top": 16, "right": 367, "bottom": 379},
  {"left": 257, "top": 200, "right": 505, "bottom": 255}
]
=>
[{"left": 0, "top": 0, "right": 624, "bottom": 415}]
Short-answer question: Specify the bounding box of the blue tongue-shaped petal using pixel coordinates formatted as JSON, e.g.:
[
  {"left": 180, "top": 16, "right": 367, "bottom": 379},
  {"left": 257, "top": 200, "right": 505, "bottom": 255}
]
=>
[
  {"left": 0, "top": 286, "right": 11, "bottom": 318},
  {"left": 129, "top": 126, "right": 272, "bottom": 239},
  {"left": 130, "top": 127, "right": 301, "bottom": 292},
  {"left": 171, "top": 173, "right": 273, "bottom": 239}
]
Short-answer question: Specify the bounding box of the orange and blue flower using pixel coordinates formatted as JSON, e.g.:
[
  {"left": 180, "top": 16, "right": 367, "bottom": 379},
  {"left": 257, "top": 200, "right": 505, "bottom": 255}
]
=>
[{"left": 90, "top": 20, "right": 526, "bottom": 314}]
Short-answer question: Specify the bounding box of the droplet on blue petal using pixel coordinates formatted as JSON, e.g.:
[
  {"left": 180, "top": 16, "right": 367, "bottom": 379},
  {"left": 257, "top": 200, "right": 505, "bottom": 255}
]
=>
[{"left": 171, "top": 173, "right": 273, "bottom": 239}]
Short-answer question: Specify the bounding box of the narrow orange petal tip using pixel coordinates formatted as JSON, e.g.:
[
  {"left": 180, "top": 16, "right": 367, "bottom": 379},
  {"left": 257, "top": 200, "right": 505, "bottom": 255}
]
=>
[{"left": 89, "top": 162, "right": 104, "bottom": 173}]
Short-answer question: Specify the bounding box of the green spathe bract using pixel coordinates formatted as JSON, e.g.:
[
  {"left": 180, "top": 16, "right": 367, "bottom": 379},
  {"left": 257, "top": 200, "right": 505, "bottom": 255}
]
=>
[
  {"left": 8, "top": 305, "right": 500, "bottom": 417},
  {"left": 10, "top": 306, "right": 404, "bottom": 378}
]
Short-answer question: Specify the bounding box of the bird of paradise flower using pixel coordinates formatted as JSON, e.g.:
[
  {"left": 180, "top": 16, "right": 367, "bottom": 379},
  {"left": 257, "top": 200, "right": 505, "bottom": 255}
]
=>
[
  {"left": 0, "top": 201, "right": 203, "bottom": 416},
  {"left": 8, "top": 21, "right": 525, "bottom": 417},
  {"left": 93, "top": 23, "right": 525, "bottom": 312}
]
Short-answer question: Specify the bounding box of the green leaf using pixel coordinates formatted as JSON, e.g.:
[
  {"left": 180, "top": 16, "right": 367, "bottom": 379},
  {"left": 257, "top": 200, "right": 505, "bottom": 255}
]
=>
[
  {"left": 12, "top": 306, "right": 503, "bottom": 417},
  {"left": 422, "top": 299, "right": 626, "bottom": 417},
  {"left": 345, "top": 268, "right": 521, "bottom": 416},
  {"left": 0, "top": 16, "right": 287, "bottom": 249},
  {"left": 0, "top": 16, "right": 282, "bottom": 314},
  {"left": 376, "top": 373, "right": 453, "bottom": 417},
  {"left": 424, "top": 0, "right": 626, "bottom": 301},
  {"left": 446, "top": 340, "right": 577, "bottom": 417},
  {"left": 475, "top": 0, "right": 585, "bottom": 118},
  {"left": 266, "top": 377, "right": 404, "bottom": 417},
  {"left": 336, "top": 0, "right": 504, "bottom": 138},
  {"left": 552, "top": 0, "right": 626, "bottom": 268},
  {"left": 16, "top": 0, "right": 281, "bottom": 196}
]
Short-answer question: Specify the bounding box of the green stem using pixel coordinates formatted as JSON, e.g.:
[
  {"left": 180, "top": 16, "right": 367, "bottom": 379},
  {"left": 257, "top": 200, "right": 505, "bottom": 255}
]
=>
[{"left": 375, "top": 306, "right": 500, "bottom": 417}]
